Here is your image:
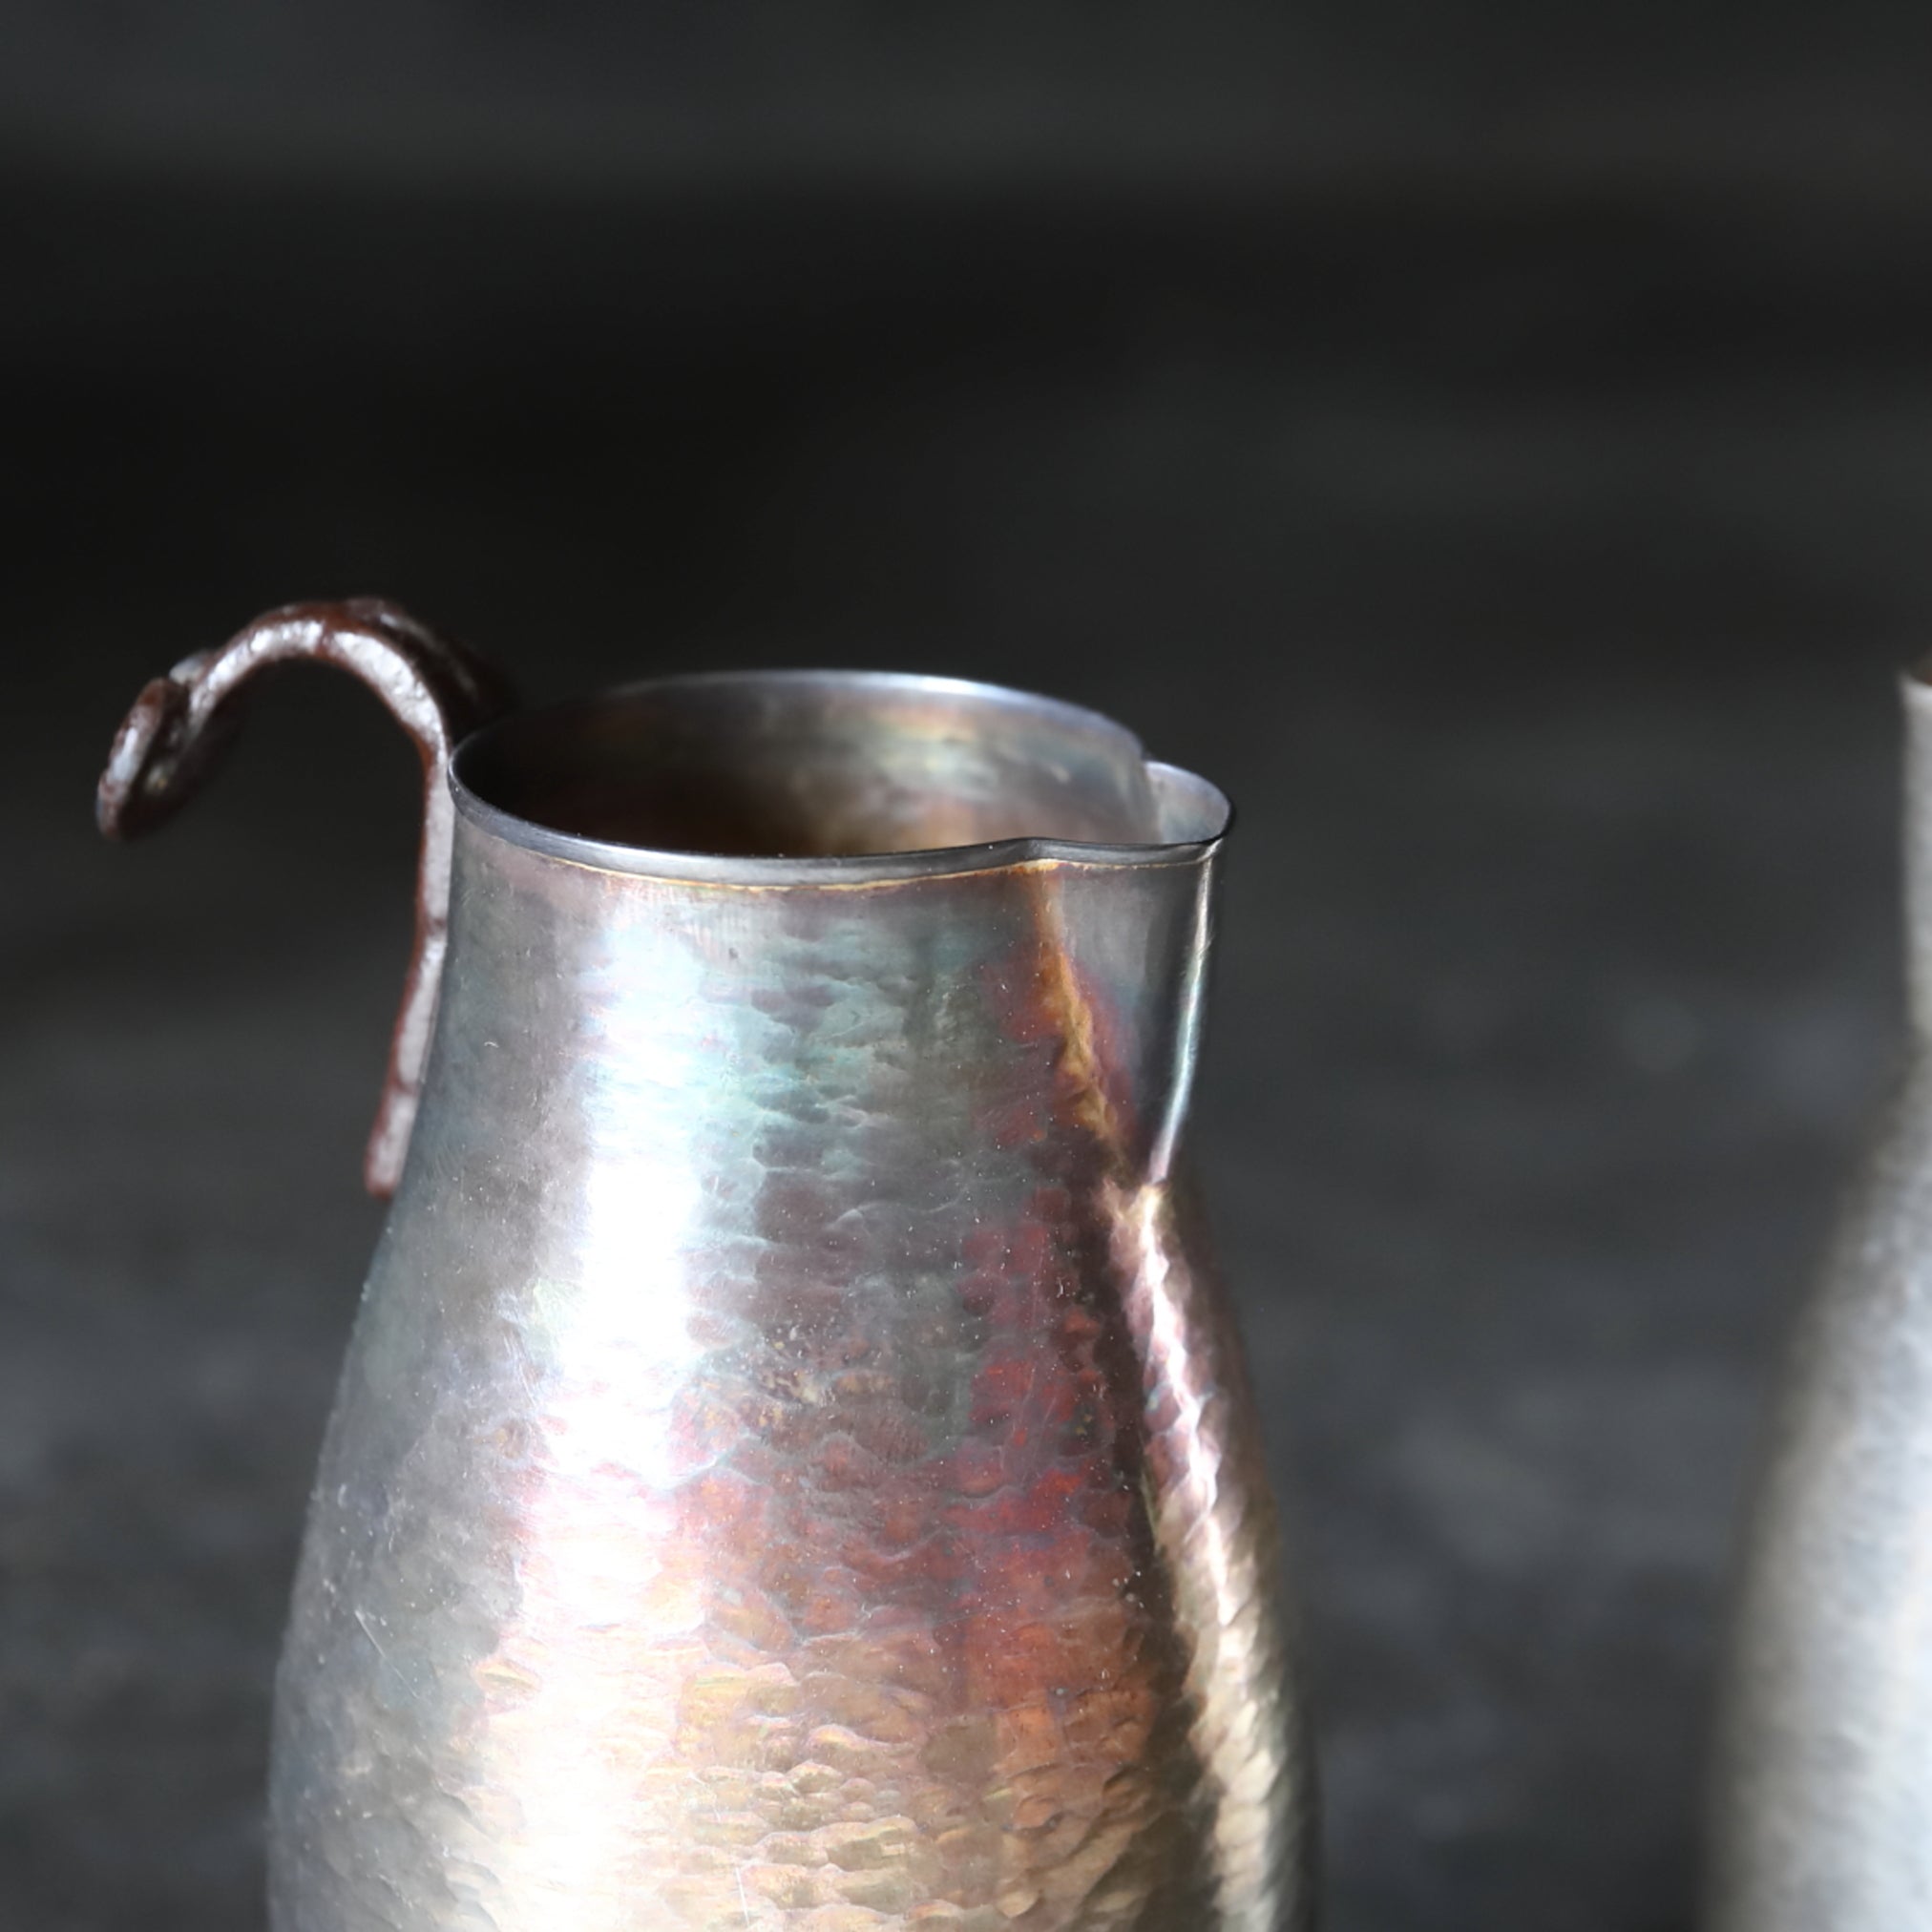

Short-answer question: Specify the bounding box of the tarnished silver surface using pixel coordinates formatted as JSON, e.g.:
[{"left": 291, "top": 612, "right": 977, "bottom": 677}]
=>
[
  {"left": 102, "top": 628, "right": 1312, "bottom": 1930},
  {"left": 1706, "top": 668, "right": 1932, "bottom": 1928}
]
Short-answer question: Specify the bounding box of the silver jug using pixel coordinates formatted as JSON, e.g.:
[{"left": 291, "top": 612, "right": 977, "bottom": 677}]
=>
[
  {"left": 1707, "top": 664, "right": 1932, "bottom": 1928},
  {"left": 100, "top": 602, "right": 1312, "bottom": 1931}
]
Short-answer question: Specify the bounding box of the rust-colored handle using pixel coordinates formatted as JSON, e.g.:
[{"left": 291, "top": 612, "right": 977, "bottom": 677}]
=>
[{"left": 97, "top": 598, "right": 516, "bottom": 1197}]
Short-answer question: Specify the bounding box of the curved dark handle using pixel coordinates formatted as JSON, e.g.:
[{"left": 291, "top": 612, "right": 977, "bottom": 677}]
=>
[{"left": 97, "top": 598, "right": 515, "bottom": 1197}]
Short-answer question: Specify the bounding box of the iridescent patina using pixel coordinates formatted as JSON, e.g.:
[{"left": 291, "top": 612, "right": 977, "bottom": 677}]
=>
[{"left": 101, "top": 605, "right": 1312, "bottom": 1931}]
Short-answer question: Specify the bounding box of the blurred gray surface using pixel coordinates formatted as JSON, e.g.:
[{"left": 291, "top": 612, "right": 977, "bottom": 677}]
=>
[
  {"left": 8, "top": 0, "right": 1932, "bottom": 194},
  {"left": 1, "top": 168, "right": 1922, "bottom": 1928}
]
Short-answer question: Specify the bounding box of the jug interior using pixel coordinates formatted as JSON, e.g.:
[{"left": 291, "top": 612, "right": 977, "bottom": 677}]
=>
[{"left": 453, "top": 673, "right": 1176, "bottom": 859}]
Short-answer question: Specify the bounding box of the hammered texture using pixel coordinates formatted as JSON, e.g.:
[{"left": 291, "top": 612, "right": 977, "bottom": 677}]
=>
[
  {"left": 267, "top": 779, "right": 1304, "bottom": 1927},
  {"left": 1115, "top": 1180, "right": 1312, "bottom": 1932}
]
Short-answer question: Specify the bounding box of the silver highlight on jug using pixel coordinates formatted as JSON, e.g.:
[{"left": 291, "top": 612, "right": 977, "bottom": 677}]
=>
[
  {"left": 1707, "top": 663, "right": 1932, "bottom": 1928},
  {"left": 100, "top": 603, "right": 1313, "bottom": 1931}
]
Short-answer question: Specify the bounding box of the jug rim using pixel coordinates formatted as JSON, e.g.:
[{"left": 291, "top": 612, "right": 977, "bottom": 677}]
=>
[{"left": 448, "top": 667, "right": 1232, "bottom": 884}]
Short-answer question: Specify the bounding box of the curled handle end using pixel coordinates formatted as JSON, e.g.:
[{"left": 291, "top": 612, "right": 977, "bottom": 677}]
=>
[{"left": 98, "top": 598, "right": 515, "bottom": 1196}]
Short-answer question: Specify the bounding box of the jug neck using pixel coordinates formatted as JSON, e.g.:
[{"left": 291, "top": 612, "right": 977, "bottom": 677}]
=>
[{"left": 402, "top": 814, "right": 1223, "bottom": 1239}]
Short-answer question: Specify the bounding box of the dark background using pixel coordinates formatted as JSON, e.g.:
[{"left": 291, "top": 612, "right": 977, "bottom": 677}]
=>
[{"left": 5, "top": 6, "right": 1929, "bottom": 1927}]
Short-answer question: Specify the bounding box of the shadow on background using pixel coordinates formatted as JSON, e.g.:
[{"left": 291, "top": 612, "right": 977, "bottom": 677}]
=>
[{"left": 5, "top": 8, "right": 1931, "bottom": 1928}]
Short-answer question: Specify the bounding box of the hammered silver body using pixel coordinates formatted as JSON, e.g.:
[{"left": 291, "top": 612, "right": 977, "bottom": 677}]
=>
[
  {"left": 194, "top": 665, "right": 1317, "bottom": 1930},
  {"left": 1707, "top": 671, "right": 1932, "bottom": 1929}
]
